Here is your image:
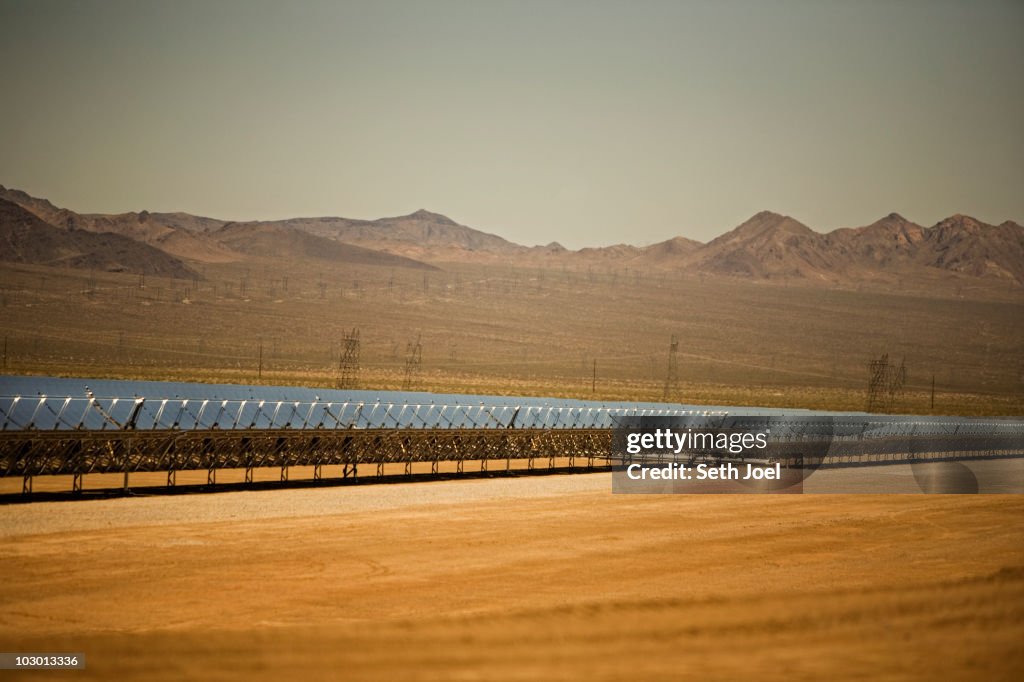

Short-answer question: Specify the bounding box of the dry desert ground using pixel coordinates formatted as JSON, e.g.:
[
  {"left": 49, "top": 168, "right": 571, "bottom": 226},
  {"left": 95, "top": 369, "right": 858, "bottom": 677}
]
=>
[{"left": 1, "top": 473, "right": 1023, "bottom": 681}]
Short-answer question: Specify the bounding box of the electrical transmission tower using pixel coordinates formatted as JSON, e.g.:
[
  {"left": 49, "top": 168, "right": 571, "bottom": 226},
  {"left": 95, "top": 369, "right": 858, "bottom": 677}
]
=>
[
  {"left": 866, "top": 353, "right": 906, "bottom": 412},
  {"left": 888, "top": 357, "right": 907, "bottom": 408},
  {"left": 663, "top": 334, "right": 679, "bottom": 400},
  {"left": 337, "top": 328, "right": 361, "bottom": 389},
  {"left": 402, "top": 334, "right": 423, "bottom": 391}
]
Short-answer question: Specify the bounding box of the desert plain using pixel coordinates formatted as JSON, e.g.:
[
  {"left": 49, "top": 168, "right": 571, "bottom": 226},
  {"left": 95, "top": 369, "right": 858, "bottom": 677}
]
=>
[{"left": 1, "top": 473, "right": 1022, "bottom": 681}]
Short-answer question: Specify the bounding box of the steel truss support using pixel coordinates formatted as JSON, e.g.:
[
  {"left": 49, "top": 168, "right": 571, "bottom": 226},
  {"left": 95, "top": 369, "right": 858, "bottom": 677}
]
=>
[{"left": 3, "top": 428, "right": 1018, "bottom": 493}]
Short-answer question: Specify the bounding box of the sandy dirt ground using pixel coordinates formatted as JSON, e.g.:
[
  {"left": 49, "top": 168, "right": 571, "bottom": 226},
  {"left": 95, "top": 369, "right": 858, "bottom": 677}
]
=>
[{"left": 1, "top": 473, "right": 1022, "bottom": 681}]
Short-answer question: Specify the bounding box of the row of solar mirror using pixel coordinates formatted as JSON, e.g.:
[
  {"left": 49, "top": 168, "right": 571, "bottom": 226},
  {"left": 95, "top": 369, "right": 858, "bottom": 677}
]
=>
[
  {"left": 840, "top": 418, "right": 1024, "bottom": 437},
  {"left": 0, "top": 396, "right": 724, "bottom": 432},
  {"left": 622, "top": 415, "right": 1024, "bottom": 439},
  {"left": 749, "top": 418, "right": 1024, "bottom": 439}
]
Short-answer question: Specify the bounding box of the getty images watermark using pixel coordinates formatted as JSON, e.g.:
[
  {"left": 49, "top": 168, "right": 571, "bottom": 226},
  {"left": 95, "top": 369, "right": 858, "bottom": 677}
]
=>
[
  {"left": 623, "top": 426, "right": 778, "bottom": 482},
  {"left": 611, "top": 415, "right": 1024, "bottom": 494}
]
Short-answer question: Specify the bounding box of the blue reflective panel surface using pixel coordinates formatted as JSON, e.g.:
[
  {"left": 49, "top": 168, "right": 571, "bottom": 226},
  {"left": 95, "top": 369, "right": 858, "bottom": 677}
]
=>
[
  {"left": 0, "top": 375, "right": 732, "bottom": 432},
  {"left": 2, "top": 375, "right": 1022, "bottom": 436}
]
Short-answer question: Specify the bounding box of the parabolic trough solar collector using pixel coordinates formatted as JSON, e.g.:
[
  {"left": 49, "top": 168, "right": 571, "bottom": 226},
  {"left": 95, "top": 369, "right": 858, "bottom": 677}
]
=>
[
  {"left": 0, "top": 376, "right": 729, "bottom": 432},
  {"left": 1, "top": 376, "right": 1021, "bottom": 440}
]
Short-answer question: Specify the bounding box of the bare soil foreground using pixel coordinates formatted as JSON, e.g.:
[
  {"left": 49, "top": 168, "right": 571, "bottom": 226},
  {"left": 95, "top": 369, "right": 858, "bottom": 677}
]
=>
[{"left": 1, "top": 475, "right": 1022, "bottom": 681}]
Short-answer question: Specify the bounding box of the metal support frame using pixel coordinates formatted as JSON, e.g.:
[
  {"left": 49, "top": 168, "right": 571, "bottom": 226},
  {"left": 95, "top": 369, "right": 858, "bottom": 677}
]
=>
[{"left": 0, "top": 423, "right": 1021, "bottom": 494}]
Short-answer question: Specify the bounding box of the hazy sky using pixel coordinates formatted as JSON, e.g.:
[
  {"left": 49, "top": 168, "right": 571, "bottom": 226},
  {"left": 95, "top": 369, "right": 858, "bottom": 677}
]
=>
[{"left": 1, "top": 0, "right": 1021, "bottom": 248}]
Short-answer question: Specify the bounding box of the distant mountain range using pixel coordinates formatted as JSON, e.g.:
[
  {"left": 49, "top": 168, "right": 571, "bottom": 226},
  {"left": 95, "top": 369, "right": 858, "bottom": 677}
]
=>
[
  {"left": 0, "top": 197, "right": 196, "bottom": 278},
  {"left": 1, "top": 184, "right": 1021, "bottom": 287}
]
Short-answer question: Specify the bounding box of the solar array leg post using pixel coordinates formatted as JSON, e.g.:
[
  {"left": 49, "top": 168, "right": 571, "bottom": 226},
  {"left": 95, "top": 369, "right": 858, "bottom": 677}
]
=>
[
  {"left": 245, "top": 466, "right": 253, "bottom": 484},
  {"left": 22, "top": 475, "right": 32, "bottom": 495},
  {"left": 207, "top": 468, "right": 216, "bottom": 486},
  {"left": 548, "top": 454, "right": 555, "bottom": 469},
  {"left": 431, "top": 459, "right": 438, "bottom": 475},
  {"left": 480, "top": 457, "right": 487, "bottom": 472},
  {"left": 123, "top": 439, "right": 131, "bottom": 493},
  {"left": 528, "top": 456, "right": 534, "bottom": 470},
  {"left": 314, "top": 464, "right": 322, "bottom": 481},
  {"left": 73, "top": 472, "right": 83, "bottom": 493},
  {"left": 167, "top": 469, "right": 176, "bottom": 487},
  {"left": 281, "top": 465, "right": 288, "bottom": 482},
  {"left": 569, "top": 454, "right": 575, "bottom": 469},
  {"left": 376, "top": 462, "right": 384, "bottom": 477},
  {"left": 404, "top": 459, "right": 412, "bottom": 477}
]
